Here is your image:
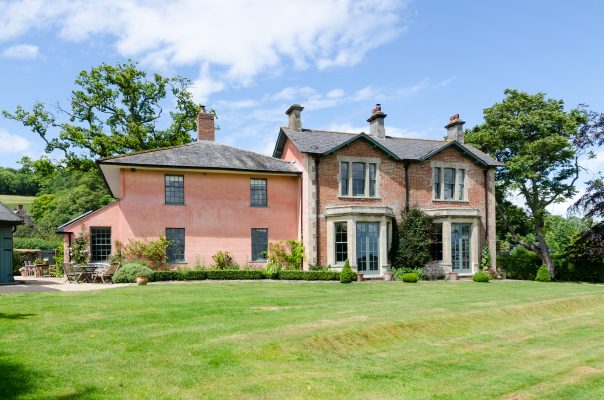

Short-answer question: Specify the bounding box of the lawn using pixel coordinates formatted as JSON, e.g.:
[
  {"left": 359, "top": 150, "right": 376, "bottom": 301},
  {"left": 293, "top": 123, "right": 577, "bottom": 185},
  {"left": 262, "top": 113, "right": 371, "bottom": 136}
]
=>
[
  {"left": 2, "top": 281, "right": 604, "bottom": 399},
  {"left": 0, "top": 194, "right": 35, "bottom": 211}
]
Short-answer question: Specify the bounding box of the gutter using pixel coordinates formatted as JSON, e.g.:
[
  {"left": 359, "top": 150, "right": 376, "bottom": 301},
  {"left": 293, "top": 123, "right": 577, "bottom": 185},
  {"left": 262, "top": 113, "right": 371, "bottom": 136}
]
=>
[
  {"left": 404, "top": 161, "right": 410, "bottom": 211},
  {"left": 313, "top": 154, "right": 321, "bottom": 265},
  {"left": 484, "top": 168, "right": 489, "bottom": 243}
]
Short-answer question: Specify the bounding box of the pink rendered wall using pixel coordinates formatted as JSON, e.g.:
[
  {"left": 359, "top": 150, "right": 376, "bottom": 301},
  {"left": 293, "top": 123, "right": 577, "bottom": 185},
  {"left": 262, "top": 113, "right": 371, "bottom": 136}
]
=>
[
  {"left": 279, "top": 138, "right": 309, "bottom": 269},
  {"left": 63, "top": 168, "right": 300, "bottom": 267}
]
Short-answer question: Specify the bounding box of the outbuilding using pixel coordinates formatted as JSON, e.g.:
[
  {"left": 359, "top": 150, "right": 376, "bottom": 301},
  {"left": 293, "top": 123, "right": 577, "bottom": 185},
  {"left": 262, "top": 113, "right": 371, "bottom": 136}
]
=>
[{"left": 0, "top": 202, "right": 23, "bottom": 284}]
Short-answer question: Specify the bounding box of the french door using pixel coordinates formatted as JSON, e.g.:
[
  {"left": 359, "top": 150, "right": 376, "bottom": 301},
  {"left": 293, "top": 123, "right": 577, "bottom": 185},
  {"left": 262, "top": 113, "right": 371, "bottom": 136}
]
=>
[
  {"left": 356, "top": 222, "right": 380, "bottom": 274},
  {"left": 451, "top": 223, "right": 472, "bottom": 273}
]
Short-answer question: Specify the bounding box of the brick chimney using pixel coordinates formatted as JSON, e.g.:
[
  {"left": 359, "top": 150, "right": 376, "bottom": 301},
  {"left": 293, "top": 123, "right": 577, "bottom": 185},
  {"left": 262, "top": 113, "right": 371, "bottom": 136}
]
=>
[
  {"left": 445, "top": 114, "right": 465, "bottom": 143},
  {"left": 285, "top": 104, "right": 304, "bottom": 131},
  {"left": 197, "top": 106, "right": 215, "bottom": 141},
  {"left": 367, "top": 104, "right": 386, "bottom": 138}
]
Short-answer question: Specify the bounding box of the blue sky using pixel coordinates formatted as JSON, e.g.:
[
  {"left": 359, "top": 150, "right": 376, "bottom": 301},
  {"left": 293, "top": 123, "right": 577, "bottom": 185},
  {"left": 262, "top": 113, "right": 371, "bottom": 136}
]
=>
[{"left": 1, "top": 0, "right": 603, "bottom": 214}]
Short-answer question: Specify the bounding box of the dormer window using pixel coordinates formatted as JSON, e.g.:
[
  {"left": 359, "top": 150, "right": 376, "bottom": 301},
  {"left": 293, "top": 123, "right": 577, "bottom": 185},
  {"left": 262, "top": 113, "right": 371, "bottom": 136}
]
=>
[
  {"left": 339, "top": 157, "right": 379, "bottom": 198},
  {"left": 432, "top": 163, "right": 468, "bottom": 201}
]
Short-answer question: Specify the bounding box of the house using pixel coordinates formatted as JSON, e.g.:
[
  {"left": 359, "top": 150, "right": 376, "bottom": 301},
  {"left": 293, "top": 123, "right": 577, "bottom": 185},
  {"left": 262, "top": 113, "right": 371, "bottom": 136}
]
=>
[
  {"left": 272, "top": 104, "right": 501, "bottom": 276},
  {"left": 58, "top": 104, "right": 500, "bottom": 277},
  {"left": 0, "top": 201, "right": 23, "bottom": 284},
  {"left": 58, "top": 108, "right": 301, "bottom": 267}
]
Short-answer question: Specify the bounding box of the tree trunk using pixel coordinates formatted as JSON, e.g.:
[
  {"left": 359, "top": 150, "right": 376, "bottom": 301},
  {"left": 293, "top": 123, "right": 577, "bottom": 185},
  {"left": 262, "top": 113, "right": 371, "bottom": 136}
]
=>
[{"left": 535, "top": 223, "right": 555, "bottom": 278}]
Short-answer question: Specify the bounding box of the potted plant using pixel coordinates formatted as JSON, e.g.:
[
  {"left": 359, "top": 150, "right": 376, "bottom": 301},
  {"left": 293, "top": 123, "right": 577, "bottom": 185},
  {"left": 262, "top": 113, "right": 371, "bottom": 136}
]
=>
[
  {"left": 19, "top": 266, "right": 28, "bottom": 277},
  {"left": 447, "top": 271, "right": 458, "bottom": 281},
  {"left": 383, "top": 265, "right": 393, "bottom": 281},
  {"left": 356, "top": 272, "right": 364, "bottom": 282},
  {"left": 136, "top": 270, "right": 152, "bottom": 285}
]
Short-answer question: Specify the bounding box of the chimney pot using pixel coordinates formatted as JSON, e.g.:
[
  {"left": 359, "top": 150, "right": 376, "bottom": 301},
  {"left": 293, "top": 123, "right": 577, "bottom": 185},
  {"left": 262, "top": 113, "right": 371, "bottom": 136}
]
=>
[
  {"left": 197, "top": 106, "right": 215, "bottom": 141},
  {"left": 285, "top": 104, "right": 304, "bottom": 131},
  {"left": 445, "top": 113, "right": 465, "bottom": 143},
  {"left": 367, "top": 104, "right": 387, "bottom": 138}
]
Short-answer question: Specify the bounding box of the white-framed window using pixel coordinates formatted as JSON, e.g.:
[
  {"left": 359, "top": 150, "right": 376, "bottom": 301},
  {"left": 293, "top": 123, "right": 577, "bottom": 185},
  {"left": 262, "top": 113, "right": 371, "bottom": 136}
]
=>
[
  {"left": 334, "top": 222, "right": 348, "bottom": 264},
  {"left": 338, "top": 157, "right": 379, "bottom": 198},
  {"left": 432, "top": 163, "right": 468, "bottom": 201}
]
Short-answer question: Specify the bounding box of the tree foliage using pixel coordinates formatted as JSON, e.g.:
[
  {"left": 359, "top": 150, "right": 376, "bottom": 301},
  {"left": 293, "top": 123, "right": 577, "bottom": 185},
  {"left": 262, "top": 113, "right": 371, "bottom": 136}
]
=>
[
  {"left": 3, "top": 60, "right": 200, "bottom": 163},
  {"left": 466, "top": 89, "right": 590, "bottom": 277},
  {"left": 393, "top": 207, "right": 435, "bottom": 270}
]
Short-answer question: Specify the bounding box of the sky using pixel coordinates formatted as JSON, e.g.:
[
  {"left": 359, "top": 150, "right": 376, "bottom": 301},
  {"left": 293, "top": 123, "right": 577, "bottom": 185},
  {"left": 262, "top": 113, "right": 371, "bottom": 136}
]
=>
[{"left": 0, "top": 0, "right": 603, "bottom": 215}]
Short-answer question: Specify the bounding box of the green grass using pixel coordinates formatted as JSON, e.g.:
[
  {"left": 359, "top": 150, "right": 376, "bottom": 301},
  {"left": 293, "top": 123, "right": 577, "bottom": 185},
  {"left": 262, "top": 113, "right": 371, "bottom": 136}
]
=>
[
  {"left": 2, "top": 281, "right": 604, "bottom": 399},
  {"left": 0, "top": 194, "right": 35, "bottom": 211}
]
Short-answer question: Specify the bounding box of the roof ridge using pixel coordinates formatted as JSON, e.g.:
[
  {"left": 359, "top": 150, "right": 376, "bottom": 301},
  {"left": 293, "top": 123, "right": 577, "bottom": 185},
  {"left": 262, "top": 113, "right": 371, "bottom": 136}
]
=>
[
  {"left": 208, "top": 140, "right": 295, "bottom": 165},
  {"left": 99, "top": 141, "right": 198, "bottom": 161}
]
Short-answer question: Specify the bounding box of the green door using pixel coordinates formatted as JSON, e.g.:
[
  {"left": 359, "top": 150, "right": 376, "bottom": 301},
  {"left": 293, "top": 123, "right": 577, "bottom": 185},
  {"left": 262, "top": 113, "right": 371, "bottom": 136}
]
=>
[
  {"left": 451, "top": 223, "right": 471, "bottom": 274},
  {"left": 356, "top": 222, "right": 380, "bottom": 275},
  {"left": 0, "top": 226, "right": 14, "bottom": 284}
]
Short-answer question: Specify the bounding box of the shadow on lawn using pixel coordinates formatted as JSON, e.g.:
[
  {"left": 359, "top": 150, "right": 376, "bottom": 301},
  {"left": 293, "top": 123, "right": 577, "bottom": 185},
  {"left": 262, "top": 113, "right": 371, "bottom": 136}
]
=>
[
  {"left": 0, "top": 313, "right": 35, "bottom": 320},
  {"left": 0, "top": 353, "right": 98, "bottom": 399},
  {"left": 0, "top": 355, "right": 31, "bottom": 400}
]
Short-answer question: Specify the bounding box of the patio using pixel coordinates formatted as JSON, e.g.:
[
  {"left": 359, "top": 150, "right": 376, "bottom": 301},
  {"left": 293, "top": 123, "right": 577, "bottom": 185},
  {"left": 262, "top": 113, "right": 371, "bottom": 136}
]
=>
[{"left": 0, "top": 276, "right": 128, "bottom": 293}]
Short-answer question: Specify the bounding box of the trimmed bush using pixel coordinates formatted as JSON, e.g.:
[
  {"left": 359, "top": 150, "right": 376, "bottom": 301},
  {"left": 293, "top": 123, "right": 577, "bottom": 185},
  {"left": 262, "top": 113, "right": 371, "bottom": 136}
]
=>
[
  {"left": 150, "top": 270, "right": 186, "bottom": 282},
  {"left": 13, "top": 237, "right": 60, "bottom": 250},
  {"left": 473, "top": 271, "right": 491, "bottom": 283},
  {"left": 183, "top": 270, "right": 208, "bottom": 280},
  {"left": 340, "top": 259, "right": 356, "bottom": 283},
  {"left": 206, "top": 269, "right": 265, "bottom": 280},
  {"left": 277, "top": 270, "right": 340, "bottom": 281},
  {"left": 535, "top": 266, "right": 552, "bottom": 282},
  {"left": 113, "top": 262, "right": 154, "bottom": 283},
  {"left": 402, "top": 272, "right": 419, "bottom": 283}
]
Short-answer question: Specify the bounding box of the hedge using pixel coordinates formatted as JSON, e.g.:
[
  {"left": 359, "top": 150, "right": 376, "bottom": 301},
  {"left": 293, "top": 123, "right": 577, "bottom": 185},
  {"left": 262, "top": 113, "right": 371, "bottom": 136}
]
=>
[
  {"left": 276, "top": 270, "right": 340, "bottom": 281},
  {"left": 13, "top": 237, "right": 60, "bottom": 250},
  {"left": 206, "top": 269, "right": 266, "bottom": 280},
  {"left": 148, "top": 269, "right": 342, "bottom": 282}
]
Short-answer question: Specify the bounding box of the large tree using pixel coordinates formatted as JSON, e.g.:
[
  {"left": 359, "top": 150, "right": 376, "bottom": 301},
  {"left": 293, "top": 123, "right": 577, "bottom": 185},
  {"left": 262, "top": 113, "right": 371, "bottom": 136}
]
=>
[
  {"left": 466, "top": 89, "right": 589, "bottom": 278},
  {"left": 3, "top": 61, "right": 200, "bottom": 164}
]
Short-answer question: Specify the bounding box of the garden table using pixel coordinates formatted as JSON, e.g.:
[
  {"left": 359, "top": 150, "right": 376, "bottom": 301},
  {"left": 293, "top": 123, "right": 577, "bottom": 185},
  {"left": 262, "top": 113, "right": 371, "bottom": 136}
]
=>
[{"left": 73, "top": 265, "right": 98, "bottom": 283}]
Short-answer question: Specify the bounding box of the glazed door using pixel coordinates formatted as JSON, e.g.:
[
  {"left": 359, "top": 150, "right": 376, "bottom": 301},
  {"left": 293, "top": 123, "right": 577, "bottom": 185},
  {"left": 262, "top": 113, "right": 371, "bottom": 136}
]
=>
[
  {"left": 356, "top": 222, "right": 380, "bottom": 275},
  {"left": 451, "top": 223, "right": 472, "bottom": 273}
]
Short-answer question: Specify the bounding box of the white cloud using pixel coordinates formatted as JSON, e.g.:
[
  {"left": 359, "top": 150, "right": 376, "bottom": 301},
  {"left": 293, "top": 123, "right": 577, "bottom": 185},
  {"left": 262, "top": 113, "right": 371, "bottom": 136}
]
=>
[
  {"left": 0, "top": 0, "right": 409, "bottom": 98},
  {"left": 189, "top": 63, "right": 225, "bottom": 104},
  {"left": 1, "top": 43, "right": 39, "bottom": 59},
  {"left": 0, "top": 129, "right": 32, "bottom": 154}
]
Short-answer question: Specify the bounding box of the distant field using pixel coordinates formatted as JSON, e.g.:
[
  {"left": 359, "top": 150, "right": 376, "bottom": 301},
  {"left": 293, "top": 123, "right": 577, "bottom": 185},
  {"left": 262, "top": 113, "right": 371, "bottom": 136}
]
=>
[{"left": 0, "top": 195, "right": 36, "bottom": 211}]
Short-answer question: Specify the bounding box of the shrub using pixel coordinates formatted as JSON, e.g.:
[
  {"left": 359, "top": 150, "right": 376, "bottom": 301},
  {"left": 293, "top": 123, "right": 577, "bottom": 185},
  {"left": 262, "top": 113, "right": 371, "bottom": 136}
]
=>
[
  {"left": 69, "top": 228, "right": 88, "bottom": 264},
  {"left": 13, "top": 237, "right": 60, "bottom": 250},
  {"left": 212, "top": 250, "right": 238, "bottom": 270},
  {"left": 123, "top": 235, "right": 170, "bottom": 268},
  {"left": 264, "top": 262, "right": 281, "bottom": 279},
  {"left": 480, "top": 247, "right": 491, "bottom": 271},
  {"left": 340, "top": 259, "right": 356, "bottom": 283},
  {"left": 473, "top": 271, "right": 491, "bottom": 283},
  {"left": 308, "top": 263, "right": 329, "bottom": 271},
  {"left": 112, "top": 262, "right": 154, "bottom": 283},
  {"left": 12, "top": 251, "right": 26, "bottom": 275},
  {"left": 497, "top": 247, "right": 541, "bottom": 280},
  {"left": 422, "top": 262, "right": 445, "bottom": 281},
  {"left": 535, "top": 266, "right": 551, "bottom": 282},
  {"left": 264, "top": 240, "right": 304, "bottom": 269},
  {"left": 183, "top": 270, "right": 208, "bottom": 280},
  {"left": 277, "top": 270, "right": 340, "bottom": 281},
  {"left": 393, "top": 207, "right": 435, "bottom": 269},
  {"left": 206, "top": 270, "right": 265, "bottom": 280},
  {"left": 150, "top": 270, "right": 186, "bottom": 282},
  {"left": 402, "top": 272, "right": 419, "bottom": 283}
]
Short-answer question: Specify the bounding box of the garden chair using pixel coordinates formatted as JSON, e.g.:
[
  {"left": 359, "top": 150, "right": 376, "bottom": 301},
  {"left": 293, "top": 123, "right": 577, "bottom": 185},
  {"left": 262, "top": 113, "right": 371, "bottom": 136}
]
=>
[
  {"left": 92, "top": 263, "right": 119, "bottom": 284},
  {"left": 62, "top": 262, "right": 77, "bottom": 283},
  {"left": 24, "top": 261, "right": 36, "bottom": 277}
]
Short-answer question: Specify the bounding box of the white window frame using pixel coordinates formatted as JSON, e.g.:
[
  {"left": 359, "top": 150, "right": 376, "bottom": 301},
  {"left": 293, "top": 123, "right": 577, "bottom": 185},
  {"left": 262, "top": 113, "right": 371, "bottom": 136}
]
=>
[
  {"left": 337, "top": 156, "right": 381, "bottom": 199},
  {"left": 431, "top": 161, "right": 469, "bottom": 202}
]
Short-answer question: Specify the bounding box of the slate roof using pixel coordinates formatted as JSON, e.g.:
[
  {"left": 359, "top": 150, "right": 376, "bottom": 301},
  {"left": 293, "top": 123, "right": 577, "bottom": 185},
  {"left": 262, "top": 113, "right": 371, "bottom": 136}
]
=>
[
  {"left": 0, "top": 202, "right": 23, "bottom": 224},
  {"left": 99, "top": 141, "right": 300, "bottom": 174},
  {"left": 274, "top": 128, "right": 502, "bottom": 166}
]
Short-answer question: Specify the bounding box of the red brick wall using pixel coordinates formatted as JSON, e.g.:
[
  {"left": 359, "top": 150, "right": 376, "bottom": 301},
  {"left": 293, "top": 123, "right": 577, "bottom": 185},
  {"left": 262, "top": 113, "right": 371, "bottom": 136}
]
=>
[{"left": 314, "top": 140, "right": 493, "bottom": 265}]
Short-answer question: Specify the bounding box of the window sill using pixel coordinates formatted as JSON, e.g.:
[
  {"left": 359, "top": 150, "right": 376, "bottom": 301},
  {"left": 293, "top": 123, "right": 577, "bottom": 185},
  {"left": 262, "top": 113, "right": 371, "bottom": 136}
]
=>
[
  {"left": 250, "top": 260, "right": 268, "bottom": 263},
  {"left": 432, "top": 199, "right": 469, "bottom": 203},
  {"left": 250, "top": 205, "right": 268, "bottom": 208},
  {"left": 167, "top": 261, "right": 187, "bottom": 264},
  {"left": 164, "top": 203, "right": 186, "bottom": 206},
  {"left": 338, "top": 196, "right": 381, "bottom": 200}
]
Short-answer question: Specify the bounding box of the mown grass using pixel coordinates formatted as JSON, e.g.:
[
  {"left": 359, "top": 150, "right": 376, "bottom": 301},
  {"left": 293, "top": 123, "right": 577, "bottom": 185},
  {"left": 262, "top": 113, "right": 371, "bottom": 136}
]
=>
[
  {"left": 0, "top": 194, "right": 35, "bottom": 211},
  {"left": 1, "top": 280, "right": 604, "bottom": 399}
]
